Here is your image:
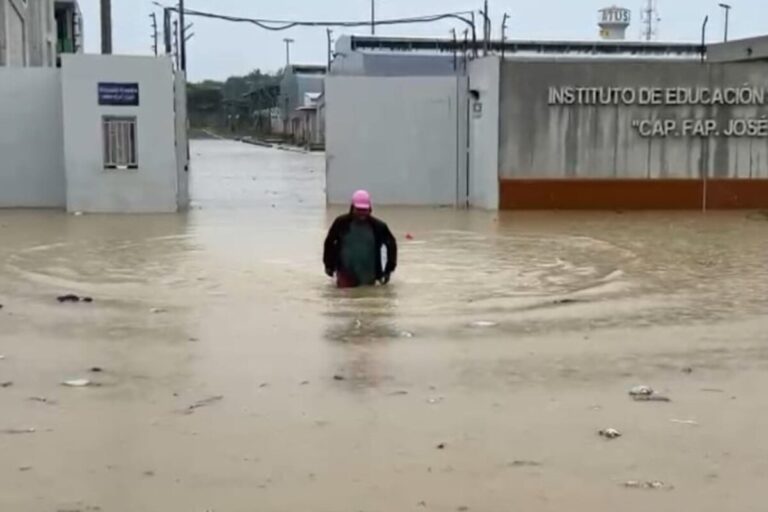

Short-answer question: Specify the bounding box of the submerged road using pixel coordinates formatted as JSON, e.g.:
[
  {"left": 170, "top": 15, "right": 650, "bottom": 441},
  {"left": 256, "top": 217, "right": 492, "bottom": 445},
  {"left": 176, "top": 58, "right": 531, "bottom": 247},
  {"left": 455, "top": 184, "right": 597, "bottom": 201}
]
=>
[{"left": 1, "top": 139, "right": 767, "bottom": 511}]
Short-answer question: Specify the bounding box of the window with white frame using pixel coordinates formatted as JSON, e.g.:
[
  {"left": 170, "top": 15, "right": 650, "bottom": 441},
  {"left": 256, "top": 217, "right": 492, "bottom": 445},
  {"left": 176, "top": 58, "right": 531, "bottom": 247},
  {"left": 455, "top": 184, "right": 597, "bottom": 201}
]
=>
[{"left": 102, "top": 116, "right": 138, "bottom": 169}]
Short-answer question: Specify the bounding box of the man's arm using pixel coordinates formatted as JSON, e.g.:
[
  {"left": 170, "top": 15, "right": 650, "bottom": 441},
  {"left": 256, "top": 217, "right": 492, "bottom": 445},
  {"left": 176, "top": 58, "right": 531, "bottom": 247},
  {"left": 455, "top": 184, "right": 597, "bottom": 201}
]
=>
[
  {"left": 382, "top": 223, "right": 398, "bottom": 275},
  {"left": 323, "top": 219, "right": 341, "bottom": 275}
]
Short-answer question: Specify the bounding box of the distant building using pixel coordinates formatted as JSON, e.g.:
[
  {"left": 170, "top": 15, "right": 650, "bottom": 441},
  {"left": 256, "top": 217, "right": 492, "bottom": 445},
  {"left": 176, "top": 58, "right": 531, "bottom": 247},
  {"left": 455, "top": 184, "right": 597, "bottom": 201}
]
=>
[
  {"left": 0, "top": 0, "right": 82, "bottom": 67},
  {"left": 279, "top": 64, "right": 325, "bottom": 136},
  {"left": 331, "top": 35, "right": 462, "bottom": 77}
]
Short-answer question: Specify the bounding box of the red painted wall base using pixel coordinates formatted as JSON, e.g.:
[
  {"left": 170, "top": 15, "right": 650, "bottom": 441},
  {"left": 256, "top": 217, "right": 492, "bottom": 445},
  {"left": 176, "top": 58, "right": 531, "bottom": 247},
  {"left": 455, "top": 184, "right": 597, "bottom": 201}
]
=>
[{"left": 499, "top": 179, "right": 768, "bottom": 210}]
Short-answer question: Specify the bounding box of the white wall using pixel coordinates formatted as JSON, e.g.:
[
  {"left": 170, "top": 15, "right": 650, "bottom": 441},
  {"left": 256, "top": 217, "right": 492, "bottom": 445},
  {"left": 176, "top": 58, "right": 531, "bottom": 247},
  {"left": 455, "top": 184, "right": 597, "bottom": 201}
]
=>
[
  {"left": 61, "top": 55, "right": 180, "bottom": 213},
  {"left": 468, "top": 57, "right": 500, "bottom": 210},
  {"left": 174, "top": 71, "right": 190, "bottom": 209},
  {"left": 325, "top": 75, "right": 468, "bottom": 206},
  {"left": 0, "top": 67, "right": 65, "bottom": 207}
]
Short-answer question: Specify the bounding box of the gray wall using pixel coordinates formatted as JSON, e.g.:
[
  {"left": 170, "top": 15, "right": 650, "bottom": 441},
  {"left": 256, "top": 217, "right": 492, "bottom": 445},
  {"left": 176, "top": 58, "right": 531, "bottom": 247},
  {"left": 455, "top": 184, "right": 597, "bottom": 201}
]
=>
[
  {"left": 499, "top": 60, "right": 768, "bottom": 180},
  {"left": 326, "top": 75, "right": 468, "bottom": 206},
  {"left": 174, "top": 71, "right": 190, "bottom": 209},
  {"left": 468, "top": 57, "right": 500, "bottom": 210},
  {"left": 0, "top": 0, "right": 55, "bottom": 67},
  {"left": 61, "top": 54, "right": 180, "bottom": 213},
  {"left": 0, "top": 67, "right": 65, "bottom": 207},
  {"left": 708, "top": 35, "right": 768, "bottom": 63}
]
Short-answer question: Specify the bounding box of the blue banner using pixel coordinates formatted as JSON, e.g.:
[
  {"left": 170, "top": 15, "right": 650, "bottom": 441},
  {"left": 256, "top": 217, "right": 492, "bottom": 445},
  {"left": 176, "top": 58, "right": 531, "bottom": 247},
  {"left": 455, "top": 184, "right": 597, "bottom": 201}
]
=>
[{"left": 98, "top": 82, "right": 140, "bottom": 106}]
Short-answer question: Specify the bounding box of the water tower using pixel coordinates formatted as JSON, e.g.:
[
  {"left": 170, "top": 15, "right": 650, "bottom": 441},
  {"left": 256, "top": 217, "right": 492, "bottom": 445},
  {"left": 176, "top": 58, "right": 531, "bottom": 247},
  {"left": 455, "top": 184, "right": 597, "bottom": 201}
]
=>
[{"left": 598, "top": 6, "right": 631, "bottom": 40}]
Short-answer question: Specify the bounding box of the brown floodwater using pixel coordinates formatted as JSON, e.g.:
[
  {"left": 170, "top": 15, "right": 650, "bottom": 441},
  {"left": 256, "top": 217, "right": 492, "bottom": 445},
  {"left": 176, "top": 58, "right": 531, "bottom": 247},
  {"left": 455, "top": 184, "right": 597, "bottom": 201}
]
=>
[{"left": 1, "top": 139, "right": 767, "bottom": 512}]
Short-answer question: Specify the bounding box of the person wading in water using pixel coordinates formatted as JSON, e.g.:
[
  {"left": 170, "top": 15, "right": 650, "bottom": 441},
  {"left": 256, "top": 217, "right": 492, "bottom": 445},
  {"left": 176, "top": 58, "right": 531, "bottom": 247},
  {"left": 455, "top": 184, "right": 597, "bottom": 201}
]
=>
[{"left": 323, "top": 190, "right": 397, "bottom": 288}]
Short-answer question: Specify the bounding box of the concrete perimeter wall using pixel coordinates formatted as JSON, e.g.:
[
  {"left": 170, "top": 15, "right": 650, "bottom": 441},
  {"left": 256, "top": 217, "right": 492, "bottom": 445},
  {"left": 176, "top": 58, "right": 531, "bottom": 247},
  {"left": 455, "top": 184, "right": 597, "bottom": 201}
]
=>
[
  {"left": 468, "top": 57, "right": 500, "bottom": 210},
  {"left": 326, "top": 75, "right": 468, "bottom": 206},
  {"left": 499, "top": 60, "right": 768, "bottom": 209},
  {"left": 61, "top": 55, "right": 180, "bottom": 213},
  {"left": 0, "top": 67, "right": 65, "bottom": 207}
]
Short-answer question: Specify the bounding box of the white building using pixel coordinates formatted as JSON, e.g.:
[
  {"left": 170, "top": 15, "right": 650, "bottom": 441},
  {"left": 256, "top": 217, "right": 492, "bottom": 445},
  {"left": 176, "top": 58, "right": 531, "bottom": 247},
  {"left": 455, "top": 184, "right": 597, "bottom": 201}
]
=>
[
  {"left": 0, "top": 0, "right": 82, "bottom": 67},
  {"left": 0, "top": 54, "right": 189, "bottom": 212}
]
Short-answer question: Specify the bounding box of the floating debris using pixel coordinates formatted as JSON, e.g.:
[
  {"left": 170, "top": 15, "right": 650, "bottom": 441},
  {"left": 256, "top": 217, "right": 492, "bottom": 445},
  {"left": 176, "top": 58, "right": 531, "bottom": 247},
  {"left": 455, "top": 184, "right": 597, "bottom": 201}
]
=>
[
  {"left": 427, "top": 396, "right": 444, "bottom": 405},
  {"left": 553, "top": 298, "right": 581, "bottom": 305},
  {"left": 57, "top": 294, "right": 82, "bottom": 303},
  {"left": 508, "top": 460, "right": 542, "bottom": 467},
  {"left": 333, "top": 374, "right": 346, "bottom": 381},
  {"left": 599, "top": 428, "right": 622, "bottom": 439},
  {"left": 629, "top": 385, "right": 671, "bottom": 402},
  {"left": 90, "top": 367, "right": 104, "bottom": 373},
  {"left": 29, "top": 396, "right": 56, "bottom": 405},
  {"left": 670, "top": 419, "right": 699, "bottom": 426},
  {"left": 436, "top": 443, "right": 447, "bottom": 450},
  {"left": 300, "top": 380, "right": 310, "bottom": 386},
  {"left": 629, "top": 385, "right": 654, "bottom": 397},
  {"left": 633, "top": 394, "right": 671, "bottom": 402},
  {"left": 259, "top": 383, "right": 269, "bottom": 388},
  {"left": 399, "top": 330, "right": 415, "bottom": 338},
  {"left": 62, "top": 379, "right": 92, "bottom": 387},
  {"left": 623, "top": 480, "right": 670, "bottom": 490},
  {"left": 150, "top": 308, "right": 167, "bottom": 314},
  {"left": 388, "top": 390, "right": 409, "bottom": 396},
  {"left": 681, "top": 367, "right": 694, "bottom": 374},
  {"left": 2, "top": 428, "right": 36, "bottom": 435},
  {"left": 0, "top": 381, "right": 13, "bottom": 388},
  {"left": 19, "top": 466, "right": 32, "bottom": 472},
  {"left": 469, "top": 320, "right": 498, "bottom": 328},
  {"left": 185, "top": 395, "right": 223, "bottom": 414}
]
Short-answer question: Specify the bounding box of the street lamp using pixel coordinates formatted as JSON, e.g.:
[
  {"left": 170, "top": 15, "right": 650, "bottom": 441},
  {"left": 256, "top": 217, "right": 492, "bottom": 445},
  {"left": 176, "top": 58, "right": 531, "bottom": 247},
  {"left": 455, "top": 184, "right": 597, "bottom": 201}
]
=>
[
  {"left": 283, "top": 38, "right": 294, "bottom": 67},
  {"left": 718, "top": 3, "right": 731, "bottom": 42}
]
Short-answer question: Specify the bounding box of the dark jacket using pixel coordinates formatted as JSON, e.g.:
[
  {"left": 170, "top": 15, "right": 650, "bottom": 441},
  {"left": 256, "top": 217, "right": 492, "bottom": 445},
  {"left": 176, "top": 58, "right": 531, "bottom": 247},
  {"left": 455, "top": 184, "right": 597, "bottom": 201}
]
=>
[{"left": 323, "top": 210, "right": 397, "bottom": 280}]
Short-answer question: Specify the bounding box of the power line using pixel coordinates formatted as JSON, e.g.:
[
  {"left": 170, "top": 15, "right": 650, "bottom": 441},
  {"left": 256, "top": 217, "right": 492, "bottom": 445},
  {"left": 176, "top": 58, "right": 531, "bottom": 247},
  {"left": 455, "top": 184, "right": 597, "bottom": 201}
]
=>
[{"left": 152, "top": 3, "right": 475, "bottom": 32}]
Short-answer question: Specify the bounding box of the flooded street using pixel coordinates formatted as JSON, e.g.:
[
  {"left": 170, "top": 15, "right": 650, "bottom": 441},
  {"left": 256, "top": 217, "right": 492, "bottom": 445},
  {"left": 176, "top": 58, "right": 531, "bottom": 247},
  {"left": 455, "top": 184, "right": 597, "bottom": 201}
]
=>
[{"left": 2, "top": 139, "right": 768, "bottom": 512}]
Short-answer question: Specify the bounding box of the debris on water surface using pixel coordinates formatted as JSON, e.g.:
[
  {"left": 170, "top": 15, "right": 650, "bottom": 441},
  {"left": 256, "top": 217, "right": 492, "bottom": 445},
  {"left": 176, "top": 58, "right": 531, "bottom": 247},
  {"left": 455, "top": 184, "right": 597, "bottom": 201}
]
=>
[
  {"left": 469, "top": 320, "right": 498, "bottom": 328},
  {"left": 509, "top": 460, "right": 542, "bottom": 467},
  {"left": 259, "top": 383, "right": 269, "bottom": 388},
  {"left": 427, "top": 396, "right": 444, "bottom": 404},
  {"left": 629, "top": 385, "right": 654, "bottom": 397},
  {"left": 300, "top": 380, "right": 310, "bottom": 386},
  {"left": 599, "top": 428, "right": 622, "bottom": 439},
  {"left": 388, "top": 390, "right": 409, "bottom": 396},
  {"left": 633, "top": 394, "right": 671, "bottom": 402},
  {"left": 553, "top": 298, "right": 581, "bottom": 305},
  {"left": 185, "top": 395, "right": 223, "bottom": 414},
  {"left": 458, "top": 507, "right": 469, "bottom": 511},
  {"left": 399, "top": 330, "right": 415, "bottom": 338},
  {"left": 90, "top": 367, "right": 104, "bottom": 373},
  {"left": 681, "top": 367, "right": 694, "bottom": 374},
  {"left": 436, "top": 443, "right": 447, "bottom": 450},
  {"left": 0, "top": 381, "right": 13, "bottom": 388},
  {"left": 623, "top": 480, "right": 671, "bottom": 490},
  {"left": 29, "top": 396, "right": 56, "bottom": 405},
  {"left": 150, "top": 308, "right": 167, "bottom": 314},
  {"left": 2, "top": 428, "right": 36, "bottom": 435},
  {"left": 629, "top": 385, "right": 671, "bottom": 402},
  {"left": 57, "top": 294, "right": 82, "bottom": 303},
  {"left": 333, "top": 374, "right": 346, "bottom": 381},
  {"left": 19, "top": 466, "right": 32, "bottom": 472},
  {"left": 670, "top": 419, "right": 699, "bottom": 426},
  {"left": 405, "top": 233, "right": 415, "bottom": 240},
  {"left": 62, "top": 379, "right": 92, "bottom": 387}
]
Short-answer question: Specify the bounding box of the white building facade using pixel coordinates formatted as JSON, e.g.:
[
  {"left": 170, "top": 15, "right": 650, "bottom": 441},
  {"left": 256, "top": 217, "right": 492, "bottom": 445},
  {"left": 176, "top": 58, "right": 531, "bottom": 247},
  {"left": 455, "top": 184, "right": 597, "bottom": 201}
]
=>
[{"left": 0, "top": 54, "right": 189, "bottom": 213}]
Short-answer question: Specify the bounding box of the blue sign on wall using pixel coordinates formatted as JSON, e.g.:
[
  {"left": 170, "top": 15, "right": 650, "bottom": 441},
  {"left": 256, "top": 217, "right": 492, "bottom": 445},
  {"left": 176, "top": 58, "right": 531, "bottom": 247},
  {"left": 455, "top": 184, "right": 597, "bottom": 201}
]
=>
[{"left": 98, "top": 82, "right": 140, "bottom": 106}]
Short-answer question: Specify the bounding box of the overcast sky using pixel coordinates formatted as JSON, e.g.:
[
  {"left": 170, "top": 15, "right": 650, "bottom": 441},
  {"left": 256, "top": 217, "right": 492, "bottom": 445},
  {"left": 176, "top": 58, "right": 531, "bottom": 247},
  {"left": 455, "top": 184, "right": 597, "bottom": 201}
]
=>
[{"left": 78, "top": 0, "right": 766, "bottom": 81}]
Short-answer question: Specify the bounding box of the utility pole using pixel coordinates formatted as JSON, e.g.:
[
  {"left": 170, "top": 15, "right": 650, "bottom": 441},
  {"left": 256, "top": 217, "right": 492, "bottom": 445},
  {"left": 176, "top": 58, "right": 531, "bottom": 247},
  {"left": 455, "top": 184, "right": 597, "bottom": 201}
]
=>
[
  {"left": 173, "top": 20, "right": 180, "bottom": 69},
  {"left": 100, "top": 0, "right": 112, "bottom": 54},
  {"left": 179, "top": 0, "right": 187, "bottom": 71},
  {"left": 718, "top": 3, "right": 731, "bottom": 42},
  {"left": 451, "top": 29, "right": 457, "bottom": 71},
  {"left": 483, "top": 0, "right": 490, "bottom": 56},
  {"left": 150, "top": 13, "right": 158, "bottom": 56},
  {"left": 284, "top": 38, "right": 294, "bottom": 67},
  {"left": 501, "top": 13, "right": 509, "bottom": 59},
  {"left": 326, "top": 29, "right": 333, "bottom": 70},
  {"left": 371, "top": 0, "right": 375, "bottom": 35},
  {"left": 163, "top": 8, "right": 172, "bottom": 55}
]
